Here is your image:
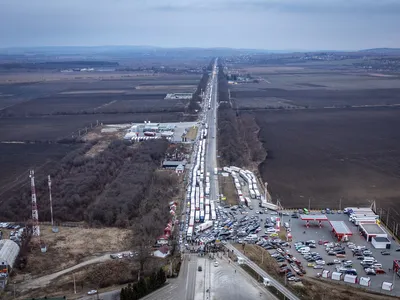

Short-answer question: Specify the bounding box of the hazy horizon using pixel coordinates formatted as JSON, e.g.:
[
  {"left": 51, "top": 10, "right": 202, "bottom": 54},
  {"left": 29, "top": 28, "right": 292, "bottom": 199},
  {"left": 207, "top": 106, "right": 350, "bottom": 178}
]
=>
[{"left": 1, "top": 0, "right": 400, "bottom": 50}]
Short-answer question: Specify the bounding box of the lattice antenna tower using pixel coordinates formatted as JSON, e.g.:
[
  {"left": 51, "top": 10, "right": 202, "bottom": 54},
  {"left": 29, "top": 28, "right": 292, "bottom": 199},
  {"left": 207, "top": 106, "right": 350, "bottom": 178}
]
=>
[{"left": 30, "top": 170, "right": 41, "bottom": 237}]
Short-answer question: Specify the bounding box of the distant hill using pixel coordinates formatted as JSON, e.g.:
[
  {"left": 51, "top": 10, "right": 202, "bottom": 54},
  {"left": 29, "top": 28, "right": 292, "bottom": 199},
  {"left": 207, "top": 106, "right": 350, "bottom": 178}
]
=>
[{"left": 359, "top": 48, "right": 400, "bottom": 54}]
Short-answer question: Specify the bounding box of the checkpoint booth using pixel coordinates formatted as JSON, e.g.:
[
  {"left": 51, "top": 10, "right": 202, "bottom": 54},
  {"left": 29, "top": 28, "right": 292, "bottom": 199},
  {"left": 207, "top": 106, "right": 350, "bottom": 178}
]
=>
[
  {"left": 329, "top": 221, "right": 353, "bottom": 241},
  {"left": 300, "top": 214, "right": 329, "bottom": 228}
]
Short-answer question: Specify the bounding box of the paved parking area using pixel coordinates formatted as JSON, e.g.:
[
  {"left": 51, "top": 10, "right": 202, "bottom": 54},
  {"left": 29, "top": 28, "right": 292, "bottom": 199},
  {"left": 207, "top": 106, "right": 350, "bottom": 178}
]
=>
[{"left": 282, "top": 211, "right": 400, "bottom": 296}]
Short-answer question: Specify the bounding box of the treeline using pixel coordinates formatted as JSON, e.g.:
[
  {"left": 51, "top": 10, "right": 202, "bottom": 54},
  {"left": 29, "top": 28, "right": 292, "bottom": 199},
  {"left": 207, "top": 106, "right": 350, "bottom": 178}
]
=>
[
  {"left": 188, "top": 66, "right": 211, "bottom": 113},
  {"left": 0, "top": 61, "right": 119, "bottom": 70},
  {"left": 120, "top": 268, "right": 167, "bottom": 300},
  {"left": 0, "top": 139, "right": 175, "bottom": 227}
]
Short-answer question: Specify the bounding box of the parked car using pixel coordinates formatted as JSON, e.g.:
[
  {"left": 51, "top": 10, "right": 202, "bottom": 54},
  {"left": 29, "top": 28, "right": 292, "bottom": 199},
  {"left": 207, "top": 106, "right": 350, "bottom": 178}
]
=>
[
  {"left": 381, "top": 250, "right": 390, "bottom": 255},
  {"left": 87, "top": 290, "right": 98, "bottom": 295}
]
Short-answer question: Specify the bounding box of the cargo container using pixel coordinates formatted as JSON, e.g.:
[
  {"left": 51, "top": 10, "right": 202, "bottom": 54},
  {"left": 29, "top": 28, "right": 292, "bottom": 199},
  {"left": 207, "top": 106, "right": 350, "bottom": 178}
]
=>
[
  {"left": 381, "top": 282, "right": 393, "bottom": 291},
  {"left": 331, "top": 272, "right": 343, "bottom": 281},
  {"left": 359, "top": 277, "right": 371, "bottom": 287},
  {"left": 344, "top": 274, "right": 357, "bottom": 284}
]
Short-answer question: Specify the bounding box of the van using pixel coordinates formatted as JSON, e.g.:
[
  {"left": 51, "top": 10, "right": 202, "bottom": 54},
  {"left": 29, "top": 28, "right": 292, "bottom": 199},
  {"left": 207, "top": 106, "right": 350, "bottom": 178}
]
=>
[
  {"left": 284, "top": 222, "right": 289, "bottom": 228},
  {"left": 298, "top": 246, "right": 310, "bottom": 253}
]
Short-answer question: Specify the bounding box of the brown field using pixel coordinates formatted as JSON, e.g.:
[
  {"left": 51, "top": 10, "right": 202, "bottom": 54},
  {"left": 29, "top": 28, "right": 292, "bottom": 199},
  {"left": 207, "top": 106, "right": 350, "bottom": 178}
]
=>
[
  {"left": 255, "top": 108, "right": 400, "bottom": 212},
  {"left": 14, "top": 226, "right": 130, "bottom": 278}
]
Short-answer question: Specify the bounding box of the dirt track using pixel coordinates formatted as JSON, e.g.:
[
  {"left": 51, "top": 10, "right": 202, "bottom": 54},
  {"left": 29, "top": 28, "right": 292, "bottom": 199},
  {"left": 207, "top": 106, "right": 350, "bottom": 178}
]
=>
[{"left": 18, "top": 254, "right": 112, "bottom": 292}]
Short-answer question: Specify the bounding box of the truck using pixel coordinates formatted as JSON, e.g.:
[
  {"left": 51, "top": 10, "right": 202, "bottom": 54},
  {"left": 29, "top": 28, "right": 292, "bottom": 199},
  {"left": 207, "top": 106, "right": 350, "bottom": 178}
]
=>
[
  {"left": 344, "top": 207, "right": 374, "bottom": 215},
  {"left": 214, "top": 168, "right": 218, "bottom": 175},
  {"left": 144, "top": 131, "right": 156, "bottom": 137},
  {"left": 196, "top": 221, "right": 213, "bottom": 233},
  {"left": 260, "top": 201, "right": 279, "bottom": 211}
]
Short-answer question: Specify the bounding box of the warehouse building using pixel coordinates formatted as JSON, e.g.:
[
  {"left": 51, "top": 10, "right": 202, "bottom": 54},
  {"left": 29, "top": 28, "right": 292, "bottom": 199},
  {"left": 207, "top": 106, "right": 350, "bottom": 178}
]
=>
[{"left": 0, "top": 239, "right": 20, "bottom": 288}]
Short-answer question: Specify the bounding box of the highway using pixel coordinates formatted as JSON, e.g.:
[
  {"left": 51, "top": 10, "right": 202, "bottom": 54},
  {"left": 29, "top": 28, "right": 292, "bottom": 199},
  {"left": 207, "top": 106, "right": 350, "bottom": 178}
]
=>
[
  {"left": 206, "top": 59, "right": 220, "bottom": 205},
  {"left": 225, "top": 243, "right": 300, "bottom": 300}
]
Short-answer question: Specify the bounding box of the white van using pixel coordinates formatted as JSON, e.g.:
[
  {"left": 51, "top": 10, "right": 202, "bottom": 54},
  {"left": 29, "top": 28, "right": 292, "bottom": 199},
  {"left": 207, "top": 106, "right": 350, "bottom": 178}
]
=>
[
  {"left": 298, "top": 246, "right": 310, "bottom": 253},
  {"left": 284, "top": 222, "right": 290, "bottom": 228}
]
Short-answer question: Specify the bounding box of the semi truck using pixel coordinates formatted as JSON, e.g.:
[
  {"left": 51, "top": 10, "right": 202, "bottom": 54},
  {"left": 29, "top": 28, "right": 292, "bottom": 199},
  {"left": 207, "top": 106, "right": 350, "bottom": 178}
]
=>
[{"left": 195, "top": 220, "right": 213, "bottom": 233}]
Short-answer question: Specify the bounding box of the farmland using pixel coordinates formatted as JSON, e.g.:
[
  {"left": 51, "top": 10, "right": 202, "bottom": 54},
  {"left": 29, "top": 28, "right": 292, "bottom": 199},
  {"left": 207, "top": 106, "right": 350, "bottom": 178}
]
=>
[
  {"left": 255, "top": 108, "right": 400, "bottom": 210},
  {"left": 218, "top": 61, "right": 400, "bottom": 230}
]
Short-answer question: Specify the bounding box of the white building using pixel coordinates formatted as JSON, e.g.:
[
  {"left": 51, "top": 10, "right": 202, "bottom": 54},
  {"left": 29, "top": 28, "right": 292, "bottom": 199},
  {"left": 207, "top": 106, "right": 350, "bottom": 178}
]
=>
[{"left": 0, "top": 240, "right": 20, "bottom": 288}]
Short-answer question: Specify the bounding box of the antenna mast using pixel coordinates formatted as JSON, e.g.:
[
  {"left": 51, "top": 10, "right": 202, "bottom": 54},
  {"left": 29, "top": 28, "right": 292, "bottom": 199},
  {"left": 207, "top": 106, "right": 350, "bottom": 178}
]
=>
[
  {"left": 48, "top": 175, "right": 54, "bottom": 227},
  {"left": 30, "top": 170, "right": 40, "bottom": 237}
]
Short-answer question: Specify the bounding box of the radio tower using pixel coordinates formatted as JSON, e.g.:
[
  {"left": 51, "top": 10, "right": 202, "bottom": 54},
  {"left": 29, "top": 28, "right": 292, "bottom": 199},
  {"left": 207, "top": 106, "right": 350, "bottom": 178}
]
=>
[
  {"left": 48, "top": 175, "right": 54, "bottom": 227},
  {"left": 30, "top": 170, "right": 41, "bottom": 237}
]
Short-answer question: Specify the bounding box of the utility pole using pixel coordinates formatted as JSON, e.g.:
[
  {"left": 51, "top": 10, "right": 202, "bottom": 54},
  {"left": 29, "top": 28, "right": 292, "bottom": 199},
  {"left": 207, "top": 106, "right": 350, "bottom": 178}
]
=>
[
  {"left": 386, "top": 208, "right": 390, "bottom": 226},
  {"left": 339, "top": 198, "right": 342, "bottom": 211},
  {"left": 308, "top": 198, "right": 311, "bottom": 211},
  {"left": 48, "top": 175, "right": 54, "bottom": 227},
  {"left": 73, "top": 273, "right": 77, "bottom": 294}
]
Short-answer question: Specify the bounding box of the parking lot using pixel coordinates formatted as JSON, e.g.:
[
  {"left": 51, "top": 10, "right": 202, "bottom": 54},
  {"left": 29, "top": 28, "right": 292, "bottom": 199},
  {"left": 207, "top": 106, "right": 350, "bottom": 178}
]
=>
[{"left": 281, "top": 211, "right": 400, "bottom": 296}]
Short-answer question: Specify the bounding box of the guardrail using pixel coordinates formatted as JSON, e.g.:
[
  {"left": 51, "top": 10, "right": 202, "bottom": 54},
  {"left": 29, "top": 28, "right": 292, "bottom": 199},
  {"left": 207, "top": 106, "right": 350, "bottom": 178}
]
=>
[{"left": 224, "top": 243, "right": 300, "bottom": 300}]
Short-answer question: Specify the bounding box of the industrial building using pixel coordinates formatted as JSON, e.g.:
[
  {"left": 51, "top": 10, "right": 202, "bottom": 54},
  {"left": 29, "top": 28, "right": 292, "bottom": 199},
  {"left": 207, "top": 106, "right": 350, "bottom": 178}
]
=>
[{"left": 164, "top": 93, "right": 193, "bottom": 100}]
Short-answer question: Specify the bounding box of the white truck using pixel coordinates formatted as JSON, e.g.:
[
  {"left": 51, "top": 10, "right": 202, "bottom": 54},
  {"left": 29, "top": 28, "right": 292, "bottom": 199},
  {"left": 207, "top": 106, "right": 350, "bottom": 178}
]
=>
[{"left": 195, "top": 221, "right": 213, "bottom": 233}]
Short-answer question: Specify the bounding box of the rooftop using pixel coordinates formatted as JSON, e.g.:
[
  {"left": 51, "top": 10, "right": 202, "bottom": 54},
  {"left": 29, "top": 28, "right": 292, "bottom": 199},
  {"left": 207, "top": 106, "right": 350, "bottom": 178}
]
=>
[
  {"left": 372, "top": 237, "right": 391, "bottom": 243},
  {"left": 162, "top": 160, "right": 187, "bottom": 167},
  {"left": 360, "top": 223, "right": 386, "bottom": 234},
  {"left": 300, "top": 214, "right": 329, "bottom": 221},
  {"left": 0, "top": 239, "right": 20, "bottom": 268},
  {"left": 330, "top": 221, "right": 353, "bottom": 235}
]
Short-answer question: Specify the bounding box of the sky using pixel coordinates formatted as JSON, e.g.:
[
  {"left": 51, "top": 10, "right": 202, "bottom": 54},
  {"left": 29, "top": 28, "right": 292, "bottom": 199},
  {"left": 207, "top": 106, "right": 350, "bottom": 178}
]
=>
[{"left": 0, "top": 0, "right": 399, "bottom": 50}]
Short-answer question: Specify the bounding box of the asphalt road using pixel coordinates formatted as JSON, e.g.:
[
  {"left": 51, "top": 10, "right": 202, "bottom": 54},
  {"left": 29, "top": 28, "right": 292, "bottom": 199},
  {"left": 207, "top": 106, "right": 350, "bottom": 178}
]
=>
[
  {"left": 226, "top": 243, "right": 300, "bottom": 300},
  {"left": 142, "top": 253, "right": 197, "bottom": 300},
  {"left": 206, "top": 60, "right": 220, "bottom": 205}
]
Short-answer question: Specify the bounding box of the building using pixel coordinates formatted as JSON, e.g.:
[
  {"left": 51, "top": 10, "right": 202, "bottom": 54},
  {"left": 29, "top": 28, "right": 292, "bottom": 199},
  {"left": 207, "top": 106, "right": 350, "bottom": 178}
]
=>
[
  {"left": 329, "top": 221, "right": 353, "bottom": 241},
  {"left": 162, "top": 160, "right": 187, "bottom": 170},
  {"left": 175, "top": 164, "right": 185, "bottom": 174},
  {"left": 371, "top": 236, "right": 391, "bottom": 249},
  {"left": 359, "top": 223, "right": 387, "bottom": 242},
  {"left": 154, "top": 246, "right": 170, "bottom": 258},
  {"left": 156, "top": 235, "right": 169, "bottom": 246},
  {"left": 165, "top": 93, "right": 193, "bottom": 100},
  {"left": 0, "top": 239, "right": 20, "bottom": 288},
  {"left": 0, "top": 240, "right": 20, "bottom": 272}
]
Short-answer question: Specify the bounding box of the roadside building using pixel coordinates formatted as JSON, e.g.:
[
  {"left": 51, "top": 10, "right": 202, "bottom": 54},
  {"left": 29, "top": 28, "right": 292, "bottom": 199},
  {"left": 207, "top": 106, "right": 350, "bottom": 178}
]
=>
[
  {"left": 175, "top": 164, "right": 185, "bottom": 174},
  {"left": 329, "top": 221, "right": 353, "bottom": 241},
  {"left": 154, "top": 246, "right": 170, "bottom": 258},
  {"left": 358, "top": 223, "right": 387, "bottom": 242},
  {"left": 162, "top": 160, "right": 187, "bottom": 170},
  {"left": 371, "top": 237, "right": 391, "bottom": 249},
  {"left": 156, "top": 235, "right": 169, "bottom": 246}
]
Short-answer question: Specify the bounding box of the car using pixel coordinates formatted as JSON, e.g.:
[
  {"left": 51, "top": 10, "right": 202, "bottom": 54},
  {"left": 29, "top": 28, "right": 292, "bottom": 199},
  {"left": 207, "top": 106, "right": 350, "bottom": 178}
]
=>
[
  {"left": 313, "top": 265, "right": 324, "bottom": 269},
  {"left": 396, "top": 248, "right": 400, "bottom": 252},
  {"left": 87, "top": 290, "right": 98, "bottom": 295},
  {"left": 375, "top": 268, "right": 386, "bottom": 274},
  {"left": 365, "top": 268, "right": 376, "bottom": 275},
  {"left": 327, "top": 262, "right": 335, "bottom": 266},
  {"left": 214, "top": 261, "right": 219, "bottom": 267},
  {"left": 198, "top": 266, "right": 203, "bottom": 271},
  {"left": 316, "top": 260, "right": 325, "bottom": 265},
  {"left": 381, "top": 250, "right": 390, "bottom": 255}
]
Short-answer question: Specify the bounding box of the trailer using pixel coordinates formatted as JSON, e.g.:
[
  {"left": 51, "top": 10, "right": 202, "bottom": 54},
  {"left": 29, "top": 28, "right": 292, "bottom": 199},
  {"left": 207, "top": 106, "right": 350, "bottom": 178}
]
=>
[
  {"left": 261, "top": 202, "right": 279, "bottom": 211},
  {"left": 195, "top": 211, "right": 200, "bottom": 223},
  {"left": 344, "top": 207, "right": 374, "bottom": 215},
  {"left": 196, "top": 220, "right": 213, "bottom": 232},
  {"left": 200, "top": 210, "right": 205, "bottom": 222},
  {"left": 249, "top": 189, "right": 256, "bottom": 199},
  {"left": 186, "top": 226, "right": 193, "bottom": 240}
]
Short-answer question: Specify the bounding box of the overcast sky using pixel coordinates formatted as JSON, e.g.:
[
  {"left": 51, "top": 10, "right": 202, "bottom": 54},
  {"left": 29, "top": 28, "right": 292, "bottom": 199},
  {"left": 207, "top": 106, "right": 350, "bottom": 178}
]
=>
[{"left": 1, "top": 0, "right": 399, "bottom": 50}]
